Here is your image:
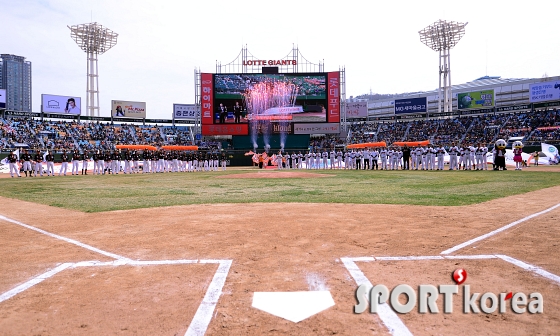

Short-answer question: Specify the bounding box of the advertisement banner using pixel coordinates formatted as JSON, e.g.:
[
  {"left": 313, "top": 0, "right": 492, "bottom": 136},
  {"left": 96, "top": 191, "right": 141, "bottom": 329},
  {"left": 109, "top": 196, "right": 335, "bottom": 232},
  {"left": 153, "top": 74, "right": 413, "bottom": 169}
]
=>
[
  {"left": 202, "top": 124, "right": 248, "bottom": 136},
  {"left": 346, "top": 101, "right": 368, "bottom": 118},
  {"left": 293, "top": 123, "right": 340, "bottom": 134},
  {"left": 173, "top": 103, "right": 199, "bottom": 120},
  {"left": 249, "top": 122, "right": 293, "bottom": 135},
  {"left": 111, "top": 100, "right": 146, "bottom": 118},
  {"left": 530, "top": 81, "right": 560, "bottom": 102},
  {"left": 41, "top": 94, "right": 81, "bottom": 114},
  {"left": 327, "top": 72, "right": 340, "bottom": 123},
  {"left": 457, "top": 90, "right": 494, "bottom": 109},
  {"left": 394, "top": 97, "right": 427, "bottom": 114},
  {"left": 0, "top": 89, "right": 6, "bottom": 109},
  {"left": 201, "top": 73, "right": 214, "bottom": 127}
]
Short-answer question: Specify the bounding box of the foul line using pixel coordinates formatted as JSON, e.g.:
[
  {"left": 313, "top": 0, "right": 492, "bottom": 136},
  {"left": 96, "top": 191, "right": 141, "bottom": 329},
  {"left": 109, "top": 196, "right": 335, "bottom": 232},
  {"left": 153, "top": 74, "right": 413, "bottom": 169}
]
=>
[
  {"left": 496, "top": 255, "right": 560, "bottom": 285},
  {"left": 0, "top": 214, "right": 129, "bottom": 261},
  {"left": 340, "top": 257, "right": 413, "bottom": 336},
  {"left": 441, "top": 203, "right": 560, "bottom": 255},
  {"left": 0, "top": 263, "right": 74, "bottom": 304}
]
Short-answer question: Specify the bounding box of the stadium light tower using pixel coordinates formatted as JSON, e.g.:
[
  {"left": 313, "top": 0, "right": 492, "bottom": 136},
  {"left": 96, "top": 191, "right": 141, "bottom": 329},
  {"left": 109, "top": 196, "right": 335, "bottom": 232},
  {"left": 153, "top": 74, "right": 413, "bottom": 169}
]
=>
[
  {"left": 68, "top": 22, "right": 118, "bottom": 117},
  {"left": 419, "top": 20, "right": 467, "bottom": 113}
]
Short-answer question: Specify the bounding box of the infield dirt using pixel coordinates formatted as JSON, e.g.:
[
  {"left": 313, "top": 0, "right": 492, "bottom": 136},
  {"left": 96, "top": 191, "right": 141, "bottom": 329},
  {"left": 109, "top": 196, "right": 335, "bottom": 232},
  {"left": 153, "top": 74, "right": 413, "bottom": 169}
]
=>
[{"left": 0, "top": 185, "right": 559, "bottom": 335}]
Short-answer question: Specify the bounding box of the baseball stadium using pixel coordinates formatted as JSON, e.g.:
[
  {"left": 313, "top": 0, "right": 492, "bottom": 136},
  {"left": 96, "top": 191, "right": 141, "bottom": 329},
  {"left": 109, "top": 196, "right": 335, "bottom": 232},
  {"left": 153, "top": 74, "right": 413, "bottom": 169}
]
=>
[{"left": 2, "top": 18, "right": 560, "bottom": 336}]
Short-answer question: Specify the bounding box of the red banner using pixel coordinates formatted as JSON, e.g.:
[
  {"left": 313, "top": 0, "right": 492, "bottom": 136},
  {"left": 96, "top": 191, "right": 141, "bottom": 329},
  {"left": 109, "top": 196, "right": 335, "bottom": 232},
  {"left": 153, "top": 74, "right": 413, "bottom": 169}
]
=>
[
  {"left": 201, "top": 73, "right": 214, "bottom": 126},
  {"left": 202, "top": 124, "right": 249, "bottom": 136},
  {"left": 327, "top": 72, "right": 340, "bottom": 123}
]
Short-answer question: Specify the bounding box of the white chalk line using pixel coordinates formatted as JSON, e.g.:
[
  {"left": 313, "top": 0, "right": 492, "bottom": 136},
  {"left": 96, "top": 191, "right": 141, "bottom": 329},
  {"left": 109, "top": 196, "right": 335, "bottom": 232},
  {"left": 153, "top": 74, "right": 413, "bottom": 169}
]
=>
[
  {"left": 0, "top": 214, "right": 129, "bottom": 261},
  {"left": 342, "top": 254, "right": 560, "bottom": 335},
  {"left": 0, "top": 213, "right": 232, "bottom": 335},
  {"left": 441, "top": 203, "right": 560, "bottom": 255},
  {"left": 496, "top": 255, "right": 560, "bottom": 285},
  {"left": 185, "top": 260, "right": 232, "bottom": 336},
  {"left": 0, "top": 259, "right": 233, "bottom": 336},
  {"left": 340, "top": 258, "right": 413, "bottom": 336},
  {"left": 0, "top": 263, "right": 74, "bottom": 304}
]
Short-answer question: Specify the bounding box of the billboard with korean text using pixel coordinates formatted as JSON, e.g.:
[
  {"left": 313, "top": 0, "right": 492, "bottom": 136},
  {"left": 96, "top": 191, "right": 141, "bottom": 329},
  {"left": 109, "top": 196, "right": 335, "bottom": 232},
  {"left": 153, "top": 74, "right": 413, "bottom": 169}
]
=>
[
  {"left": 530, "top": 80, "right": 560, "bottom": 103},
  {"left": 394, "top": 97, "right": 427, "bottom": 114}
]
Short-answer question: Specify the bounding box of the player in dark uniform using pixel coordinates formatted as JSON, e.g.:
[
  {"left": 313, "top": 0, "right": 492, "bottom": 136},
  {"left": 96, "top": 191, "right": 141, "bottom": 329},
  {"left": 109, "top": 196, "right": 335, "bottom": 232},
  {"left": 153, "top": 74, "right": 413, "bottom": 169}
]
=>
[
  {"left": 8, "top": 152, "right": 21, "bottom": 177},
  {"left": 59, "top": 150, "right": 70, "bottom": 176},
  {"left": 82, "top": 150, "right": 89, "bottom": 175},
  {"left": 46, "top": 152, "right": 55, "bottom": 176},
  {"left": 33, "top": 150, "right": 44, "bottom": 177},
  {"left": 112, "top": 150, "right": 121, "bottom": 174},
  {"left": 21, "top": 149, "right": 32, "bottom": 177}
]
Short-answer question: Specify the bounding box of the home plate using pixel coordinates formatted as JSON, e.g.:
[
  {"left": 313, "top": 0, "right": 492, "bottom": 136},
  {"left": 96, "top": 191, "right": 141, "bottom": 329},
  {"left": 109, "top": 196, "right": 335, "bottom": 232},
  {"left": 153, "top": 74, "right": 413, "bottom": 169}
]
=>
[{"left": 252, "top": 291, "right": 335, "bottom": 323}]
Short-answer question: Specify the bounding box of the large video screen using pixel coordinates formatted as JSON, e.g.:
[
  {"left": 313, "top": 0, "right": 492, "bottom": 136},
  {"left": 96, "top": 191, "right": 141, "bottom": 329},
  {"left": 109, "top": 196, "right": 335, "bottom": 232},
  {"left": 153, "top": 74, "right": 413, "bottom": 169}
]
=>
[{"left": 200, "top": 72, "right": 339, "bottom": 135}]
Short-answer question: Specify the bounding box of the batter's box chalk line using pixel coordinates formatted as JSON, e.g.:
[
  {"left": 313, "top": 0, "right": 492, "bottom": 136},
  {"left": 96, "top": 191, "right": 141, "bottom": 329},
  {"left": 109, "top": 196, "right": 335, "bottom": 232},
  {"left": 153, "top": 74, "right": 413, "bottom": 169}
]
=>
[
  {"left": 341, "top": 254, "right": 560, "bottom": 336},
  {"left": 0, "top": 214, "right": 232, "bottom": 336}
]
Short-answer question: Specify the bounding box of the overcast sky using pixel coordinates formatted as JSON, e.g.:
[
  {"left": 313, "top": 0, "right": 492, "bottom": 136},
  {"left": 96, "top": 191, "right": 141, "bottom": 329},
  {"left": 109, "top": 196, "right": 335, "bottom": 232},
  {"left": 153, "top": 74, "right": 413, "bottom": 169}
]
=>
[{"left": 3, "top": 0, "right": 559, "bottom": 119}]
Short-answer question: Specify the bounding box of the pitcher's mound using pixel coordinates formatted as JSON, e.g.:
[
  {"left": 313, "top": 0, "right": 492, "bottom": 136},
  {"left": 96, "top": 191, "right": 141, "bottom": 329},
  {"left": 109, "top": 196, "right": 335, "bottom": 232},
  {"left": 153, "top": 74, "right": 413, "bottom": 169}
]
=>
[{"left": 217, "top": 172, "right": 332, "bottom": 179}]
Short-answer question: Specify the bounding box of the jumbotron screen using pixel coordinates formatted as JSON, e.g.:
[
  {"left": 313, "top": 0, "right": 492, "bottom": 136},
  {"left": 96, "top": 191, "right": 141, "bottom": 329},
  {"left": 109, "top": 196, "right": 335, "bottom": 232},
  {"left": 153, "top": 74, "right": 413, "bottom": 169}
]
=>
[{"left": 200, "top": 72, "right": 340, "bottom": 135}]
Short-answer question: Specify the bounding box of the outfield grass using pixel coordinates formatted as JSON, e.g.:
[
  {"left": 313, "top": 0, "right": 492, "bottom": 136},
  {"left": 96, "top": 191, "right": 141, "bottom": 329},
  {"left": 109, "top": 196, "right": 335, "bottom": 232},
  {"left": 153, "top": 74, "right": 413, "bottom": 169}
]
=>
[{"left": 0, "top": 168, "right": 559, "bottom": 212}]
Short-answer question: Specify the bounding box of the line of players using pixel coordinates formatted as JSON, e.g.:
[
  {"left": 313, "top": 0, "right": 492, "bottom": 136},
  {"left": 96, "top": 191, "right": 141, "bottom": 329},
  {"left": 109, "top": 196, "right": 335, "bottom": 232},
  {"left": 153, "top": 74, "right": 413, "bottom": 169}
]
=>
[
  {"left": 7, "top": 149, "right": 228, "bottom": 177},
  {"left": 275, "top": 143, "right": 489, "bottom": 171}
]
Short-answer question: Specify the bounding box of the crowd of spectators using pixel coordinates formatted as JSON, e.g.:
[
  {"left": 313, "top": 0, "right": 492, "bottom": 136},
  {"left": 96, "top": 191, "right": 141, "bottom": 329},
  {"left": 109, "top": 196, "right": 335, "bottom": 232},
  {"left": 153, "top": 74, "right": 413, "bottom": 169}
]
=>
[{"left": 2, "top": 109, "right": 560, "bottom": 153}]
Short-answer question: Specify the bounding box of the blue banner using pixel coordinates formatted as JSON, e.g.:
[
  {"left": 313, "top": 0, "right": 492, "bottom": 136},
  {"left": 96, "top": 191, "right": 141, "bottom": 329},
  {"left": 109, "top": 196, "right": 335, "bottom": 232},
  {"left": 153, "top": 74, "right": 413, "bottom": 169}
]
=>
[{"left": 394, "top": 97, "right": 427, "bottom": 114}]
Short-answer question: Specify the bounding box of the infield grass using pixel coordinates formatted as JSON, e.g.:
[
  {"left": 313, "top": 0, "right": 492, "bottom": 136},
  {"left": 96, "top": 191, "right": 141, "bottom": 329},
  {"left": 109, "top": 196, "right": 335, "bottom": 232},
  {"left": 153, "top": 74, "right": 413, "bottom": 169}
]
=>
[{"left": 1, "top": 168, "right": 559, "bottom": 212}]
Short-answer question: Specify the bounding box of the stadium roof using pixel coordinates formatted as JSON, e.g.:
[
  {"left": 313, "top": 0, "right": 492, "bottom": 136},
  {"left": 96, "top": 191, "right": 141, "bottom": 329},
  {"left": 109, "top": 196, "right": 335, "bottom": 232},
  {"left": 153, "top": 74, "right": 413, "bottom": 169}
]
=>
[
  {"left": 361, "top": 76, "right": 538, "bottom": 101},
  {"left": 402, "top": 76, "right": 532, "bottom": 97}
]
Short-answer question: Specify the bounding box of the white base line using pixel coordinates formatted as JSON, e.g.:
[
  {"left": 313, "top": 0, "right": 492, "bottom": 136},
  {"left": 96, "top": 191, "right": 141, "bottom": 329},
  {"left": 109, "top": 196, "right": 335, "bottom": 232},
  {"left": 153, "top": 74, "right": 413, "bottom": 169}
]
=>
[
  {"left": 496, "top": 255, "right": 560, "bottom": 285},
  {"left": 0, "top": 214, "right": 129, "bottom": 261},
  {"left": 0, "top": 212, "right": 232, "bottom": 336},
  {"left": 340, "top": 258, "right": 413, "bottom": 336},
  {"left": 0, "top": 263, "right": 74, "bottom": 303},
  {"left": 441, "top": 203, "right": 560, "bottom": 255},
  {"left": 343, "top": 254, "right": 560, "bottom": 335},
  {"left": 0, "top": 259, "right": 233, "bottom": 336},
  {"left": 185, "top": 260, "right": 232, "bottom": 336}
]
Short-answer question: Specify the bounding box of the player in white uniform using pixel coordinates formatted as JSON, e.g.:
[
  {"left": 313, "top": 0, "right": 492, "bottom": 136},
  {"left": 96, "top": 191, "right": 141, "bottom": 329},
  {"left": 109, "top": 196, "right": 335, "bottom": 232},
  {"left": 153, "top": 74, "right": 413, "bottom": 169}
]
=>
[
  {"left": 276, "top": 152, "right": 283, "bottom": 169},
  {"left": 469, "top": 144, "right": 476, "bottom": 170},
  {"left": 380, "top": 147, "right": 388, "bottom": 170},
  {"left": 420, "top": 146, "right": 427, "bottom": 170},
  {"left": 397, "top": 148, "right": 403, "bottom": 170},
  {"left": 329, "top": 148, "right": 336, "bottom": 169},
  {"left": 481, "top": 144, "right": 489, "bottom": 170},
  {"left": 322, "top": 151, "right": 328, "bottom": 169},
  {"left": 387, "top": 148, "right": 394, "bottom": 170},
  {"left": 436, "top": 145, "right": 445, "bottom": 170},
  {"left": 336, "top": 150, "right": 343, "bottom": 169},
  {"left": 430, "top": 145, "right": 437, "bottom": 170},
  {"left": 410, "top": 146, "right": 417, "bottom": 170},
  {"left": 463, "top": 144, "right": 472, "bottom": 170},
  {"left": 448, "top": 142, "right": 458, "bottom": 170},
  {"left": 351, "top": 151, "right": 358, "bottom": 170},
  {"left": 413, "top": 146, "right": 422, "bottom": 170}
]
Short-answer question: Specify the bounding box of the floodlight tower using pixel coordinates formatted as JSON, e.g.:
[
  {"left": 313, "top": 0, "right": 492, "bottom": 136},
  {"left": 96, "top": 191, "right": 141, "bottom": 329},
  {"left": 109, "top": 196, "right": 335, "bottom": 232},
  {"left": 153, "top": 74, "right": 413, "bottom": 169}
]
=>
[
  {"left": 419, "top": 20, "right": 467, "bottom": 113},
  {"left": 68, "top": 22, "right": 118, "bottom": 117}
]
